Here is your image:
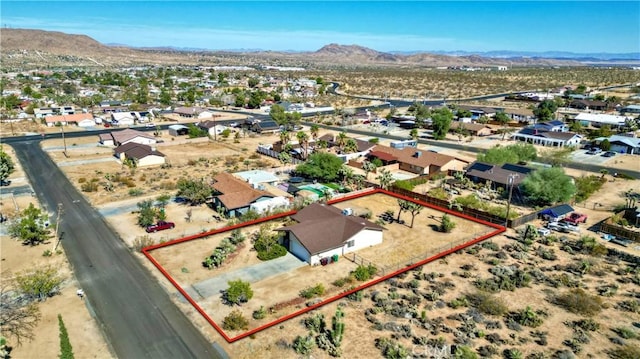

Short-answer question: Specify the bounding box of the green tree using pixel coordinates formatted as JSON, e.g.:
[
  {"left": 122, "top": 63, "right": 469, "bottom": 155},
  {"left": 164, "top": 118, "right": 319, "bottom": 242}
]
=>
[
  {"left": 176, "top": 178, "right": 213, "bottom": 205},
  {"left": 478, "top": 144, "right": 536, "bottom": 165},
  {"left": 270, "top": 104, "right": 286, "bottom": 125},
  {"left": 361, "top": 161, "right": 377, "bottom": 180},
  {"left": 136, "top": 200, "right": 157, "bottom": 227},
  {"left": 440, "top": 214, "right": 456, "bottom": 233},
  {"left": 404, "top": 201, "right": 423, "bottom": 228},
  {"left": 521, "top": 167, "right": 576, "bottom": 206},
  {"left": 494, "top": 111, "right": 511, "bottom": 140},
  {"left": 58, "top": 314, "right": 74, "bottom": 359},
  {"left": 296, "top": 153, "right": 344, "bottom": 182},
  {"left": 409, "top": 128, "right": 419, "bottom": 141},
  {"left": 224, "top": 279, "right": 253, "bottom": 305},
  {"left": 533, "top": 99, "right": 558, "bottom": 122},
  {"left": 376, "top": 168, "right": 394, "bottom": 190},
  {"left": 431, "top": 107, "right": 453, "bottom": 140},
  {"left": 8, "top": 203, "right": 50, "bottom": 246},
  {"left": 343, "top": 138, "right": 358, "bottom": 153},
  {"left": 310, "top": 124, "right": 320, "bottom": 142},
  {"left": 296, "top": 131, "right": 309, "bottom": 159},
  {"left": 247, "top": 78, "right": 260, "bottom": 88},
  {"left": 159, "top": 88, "right": 172, "bottom": 105},
  {"left": 0, "top": 94, "right": 21, "bottom": 110},
  {"left": 0, "top": 148, "right": 16, "bottom": 181},
  {"left": 599, "top": 139, "right": 611, "bottom": 151},
  {"left": 15, "top": 266, "right": 63, "bottom": 301}
]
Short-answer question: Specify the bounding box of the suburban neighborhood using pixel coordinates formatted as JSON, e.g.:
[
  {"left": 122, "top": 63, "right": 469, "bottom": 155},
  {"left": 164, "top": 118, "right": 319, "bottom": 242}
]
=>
[{"left": 2, "top": 22, "right": 640, "bottom": 359}]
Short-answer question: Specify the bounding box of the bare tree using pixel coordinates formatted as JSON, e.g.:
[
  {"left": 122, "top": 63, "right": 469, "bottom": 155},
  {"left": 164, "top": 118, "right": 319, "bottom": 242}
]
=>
[{"left": 0, "top": 283, "right": 41, "bottom": 346}]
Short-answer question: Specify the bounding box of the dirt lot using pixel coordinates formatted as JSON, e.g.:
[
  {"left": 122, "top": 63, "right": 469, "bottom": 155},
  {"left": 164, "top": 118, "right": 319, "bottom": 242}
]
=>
[
  {"left": 147, "top": 192, "right": 495, "bottom": 337},
  {"left": 0, "top": 193, "right": 113, "bottom": 358}
]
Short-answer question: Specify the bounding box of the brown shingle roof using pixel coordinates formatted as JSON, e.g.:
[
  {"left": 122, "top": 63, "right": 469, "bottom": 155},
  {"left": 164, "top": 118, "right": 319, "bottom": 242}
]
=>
[
  {"left": 449, "top": 122, "right": 493, "bottom": 133},
  {"left": 371, "top": 145, "right": 458, "bottom": 169},
  {"left": 212, "top": 173, "right": 273, "bottom": 210},
  {"left": 45, "top": 113, "right": 94, "bottom": 123},
  {"left": 114, "top": 142, "right": 165, "bottom": 160},
  {"left": 111, "top": 129, "right": 155, "bottom": 145},
  {"left": 277, "top": 203, "right": 383, "bottom": 255}
]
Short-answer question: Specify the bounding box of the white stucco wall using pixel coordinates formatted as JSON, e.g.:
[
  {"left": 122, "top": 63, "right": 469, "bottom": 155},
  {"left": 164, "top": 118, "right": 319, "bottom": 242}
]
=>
[
  {"left": 122, "top": 137, "right": 157, "bottom": 145},
  {"left": 138, "top": 155, "right": 166, "bottom": 167},
  {"left": 290, "top": 228, "right": 383, "bottom": 265}
]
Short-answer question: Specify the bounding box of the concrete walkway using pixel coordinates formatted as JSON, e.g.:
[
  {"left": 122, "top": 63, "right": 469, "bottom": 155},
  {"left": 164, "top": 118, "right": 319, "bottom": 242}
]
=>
[{"left": 186, "top": 253, "right": 306, "bottom": 300}]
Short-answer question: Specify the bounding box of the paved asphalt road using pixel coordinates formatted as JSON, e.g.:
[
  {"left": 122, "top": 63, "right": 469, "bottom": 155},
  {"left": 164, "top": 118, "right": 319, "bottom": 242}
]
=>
[{"left": 11, "top": 141, "right": 223, "bottom": 359}]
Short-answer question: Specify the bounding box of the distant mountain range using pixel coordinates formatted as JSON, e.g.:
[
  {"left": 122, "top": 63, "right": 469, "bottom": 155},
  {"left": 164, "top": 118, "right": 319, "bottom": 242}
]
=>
[
  {"left": 2, "top": 28, "right": 636, "bottom": 68},
  {"left": 393, "top": 50, "right": 640, "bottom": 61}
]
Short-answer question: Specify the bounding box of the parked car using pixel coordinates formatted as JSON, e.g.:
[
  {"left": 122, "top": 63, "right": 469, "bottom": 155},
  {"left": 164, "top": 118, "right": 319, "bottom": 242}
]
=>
[
  {"left": 537, "top": 228, "right": 551, "bottom": 236},
  {"left": 145, "top": 123, "right": 156, "bottom": 128},
  {"left": 586, "top": 147, "right": 602, "bottom": 155},
  {"left": 563, "top": 212, "right": 588, "bottom": 225},
  {"left": 146, "top": 221, "right": 175, "bottom": 233},
  {"left": 547, "top": 221, "right": 579, "bottom": 233},
  {"left": 602, "top": 151, "right": 616, "bottom": 157}
]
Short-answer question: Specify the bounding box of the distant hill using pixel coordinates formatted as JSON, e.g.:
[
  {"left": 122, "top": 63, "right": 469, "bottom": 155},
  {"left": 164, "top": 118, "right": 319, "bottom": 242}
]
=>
[{"left": 0, "top": 28, "right": 585, "bottom": 69}]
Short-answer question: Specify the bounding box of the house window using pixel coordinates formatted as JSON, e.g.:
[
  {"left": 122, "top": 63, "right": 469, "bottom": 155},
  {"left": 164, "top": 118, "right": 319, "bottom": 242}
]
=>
[{"left": 347, "top": 240, "right": 355, "bottom": 248}]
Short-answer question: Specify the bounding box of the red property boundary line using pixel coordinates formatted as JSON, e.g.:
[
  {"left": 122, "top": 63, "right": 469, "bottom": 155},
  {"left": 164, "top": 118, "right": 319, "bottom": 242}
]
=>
[{"left": 142, "top": 188, "right": 505, "bottom": 343}]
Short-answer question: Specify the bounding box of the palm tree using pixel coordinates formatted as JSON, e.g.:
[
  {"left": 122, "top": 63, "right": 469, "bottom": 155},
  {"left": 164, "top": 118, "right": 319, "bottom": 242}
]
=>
[
  {"left": 296, "top": 131, "right": 309, "bottom": 159},
  {"left": 361, "top": 161, "right": 377, "bottom": 180},
  {"left": 409, "top": 128, "right": 419, "bottom": 141},
  {"left": 343, "top": 138, "right": 358, "bottom": 153},
  {"left": 336, "top": 131, "right": 348, "bottom": 151},
  {"left": 310, "top": 124, "right": 320, "bottom": 142},
  {"left": 279, "top": 130, "right": 291, "bottom": 146},
  {"left": 338, "top": 166, "right": 354, "bottom": 187},
  {"left": 376, "top": 168, "right": 394, "bottom": 190}
]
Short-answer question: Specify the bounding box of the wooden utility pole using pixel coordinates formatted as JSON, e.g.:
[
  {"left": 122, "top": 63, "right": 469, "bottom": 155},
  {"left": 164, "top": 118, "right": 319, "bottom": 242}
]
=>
[
  {"left": 61, "top": 126, "right": 68, "bottom": 157},
  {"left": 53, "top": 203, "right": 63, "bottom": 251}
]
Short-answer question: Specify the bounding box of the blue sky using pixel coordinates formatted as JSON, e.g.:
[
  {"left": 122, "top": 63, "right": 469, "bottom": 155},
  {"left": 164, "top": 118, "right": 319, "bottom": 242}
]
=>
[{"left": 2, "top": 1, "right": 639, "bottom": 53}]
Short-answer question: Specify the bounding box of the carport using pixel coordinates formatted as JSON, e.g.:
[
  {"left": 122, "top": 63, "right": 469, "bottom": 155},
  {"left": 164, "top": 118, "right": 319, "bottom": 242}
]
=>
[{"left": 539, "top": 204, "right": 574, "bottom": 221}]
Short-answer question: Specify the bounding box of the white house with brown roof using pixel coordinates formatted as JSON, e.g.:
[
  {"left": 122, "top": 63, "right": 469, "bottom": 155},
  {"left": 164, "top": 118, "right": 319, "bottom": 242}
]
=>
[
  {"left": 114, "top": 143, "right": 166, "bottom": 167},
  {"left": 99, "top": 129, "right": 157, "bottom": 146},
  {"left": 44, "top": 113, "right": 95, "bottom": 127},
  {"left": 212, "top": 173, "right": 287, "bottom": 217},
  {"left": 448, "top": 122, "right": 494, "bottom": 137},
  {"left": 276, "top": 203, "right": 384, "bottom": 265}
]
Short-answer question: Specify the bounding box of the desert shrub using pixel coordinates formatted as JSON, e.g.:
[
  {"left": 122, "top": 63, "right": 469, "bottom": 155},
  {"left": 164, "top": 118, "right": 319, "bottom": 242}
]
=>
[
  {"left": 607, "top": 344, "right": 640, "bottom": 359},
  {"left": 574, "top": 175, "right": 606, "bottom": 203},
  {"left": 375, "top": 337, "right": 410, "bottom": 359},
  {"left": 128, "top": 188, "right": 143, "bottom": 196},
  {"left": 440, "top": 214, "right": 456, "bottom": 233},
  {"left": 567, "top": 318, "right": 600, "bottom": 332},
  {"left": 504, "top": 348, "right": 523, "bottom": 359},
  {"left": 613, "top": 327, "right": 638, "bottom": 340},
  {"left": 252, "top": 306, "right": 267, "bottom": 320},
  {"left": 80, "top": 178, "right": 99, "bottom": 192},
  {"left": 58, "top": 314, "right": 74, "bottom": 359},
  {"left": 511, "top": 306, "right": 545, "bottom": 328},
  {"left": 427, "top": 187, "right": 449, "bottom": 200},
  {"left": 77, "top": 177, "right": 86, "bottom": 183},
  {"left": 449, "top": 296, "right": 469, "bottom": 309},
  {"left": 467, "top": 291, "right": 508, "bottom": 316},
  {"left": 303, "top": 313, "right": 325, "bottom": 333},
  {"left": 616, "top": 300, "right": 640, "bottom": 313},
  {"left": 224, "top": 280, "right": 253, "bottom": 305},
  {"left": 352, "top": 264, "right": 377, "bottom": 281},
  {"left": 553, "top": 288, "right": 602, "bottom": 316},
  {"left": 222, "top": 310, "right": 248, "bottom": 331},
  {"left": 132, "top": 235, "right": 155, "bottom": 252},
  {"left": 332, "top": 276, "right": 354, "bottom": 287},
  {"left": 300, "top": 283, "right": 325, "bottom": 299},
  {"left": 256, "top": 244, "right": 287, "bottom": 260},
  {"left": 15, "top": 266, "right": 64, "bottom": 301},
  {"left": 292, "top": 335, "right": 315, "bottom": 355},
  {"left": 453, "top": 345, "right": 478, "bottom": 359}
]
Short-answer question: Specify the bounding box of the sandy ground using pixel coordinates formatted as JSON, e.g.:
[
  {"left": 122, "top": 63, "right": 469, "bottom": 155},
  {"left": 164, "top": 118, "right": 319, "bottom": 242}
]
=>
[{"left": 0, "top": 195, "right": 113, "bottom": 358}]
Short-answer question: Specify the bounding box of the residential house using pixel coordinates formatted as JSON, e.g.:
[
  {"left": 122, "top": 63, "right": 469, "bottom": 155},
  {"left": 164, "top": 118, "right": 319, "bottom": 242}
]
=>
[
  {"left": 43, "top": 113, "right": 95, "bottom": 127},
  {"left": 233, "top": 170, "right": 280, "bottom": 186},
  {"left": 502, "top": 108, "right": 535, "bottom": 123},
  {"left": 458, "top": 105, "right": 497, "bottom": 120},
  {"left": 367, "top": 145, "right": 468, "bottom": 175},
  {"left": 99, "top": 129, "right": 157, "bottom": 146},
  {"left": 197, "top": 120, "right": 228, "bottom": 137},
  {"left": 594, "top": 135, "right": 640, "bottom": 155},
  {"left": 111, "top": 112, "right": 137, "bottom": 126},
  {"left": 574, "top": 113, "right": 629, "bottom": 128},
  {"left": 532, "top": 120, "right": 568, "bottom": 132},
  {"left": 465, "top": 162, "right": 533, "bottom": 189},
  {"left": 211, "top": 173, "right": 285, "bottom": 217},
  {"left": 252, "top": 120, "right": 280, "bottom": 134},
  {"left": 276, "top": 203, "right": 384, "bottom": 265},
  {"left": 33, "top": 105, "right": 75, "bottom": 119},
  {"left": 569, "top": 99, "right": 610, "bottom": 111},
  {"left": 511, "top": 128, "right": 582, "bottom": 147},
  {"left": 114, "top": 142, "right": 166, "bottom": 167},
  {"left": 619, "top": 105, "right": 640, "bottom": 114},
  {"left": 448, "top": 122, "right": 494, "bottom": 137},
  {"left": 173, "top": 107, "right": 211, "bottom": 118}
]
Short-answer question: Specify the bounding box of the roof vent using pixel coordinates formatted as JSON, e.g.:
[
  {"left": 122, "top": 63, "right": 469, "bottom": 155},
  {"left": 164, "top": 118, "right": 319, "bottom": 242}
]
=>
[{"left": 414, "top": 151, "right": 422, "bottom": 158}]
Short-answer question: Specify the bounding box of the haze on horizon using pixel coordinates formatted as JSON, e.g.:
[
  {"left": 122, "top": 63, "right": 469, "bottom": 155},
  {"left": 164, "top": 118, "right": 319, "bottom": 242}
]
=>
[{"left": 2, "top": 1, "right": 639, "bottom": 54}]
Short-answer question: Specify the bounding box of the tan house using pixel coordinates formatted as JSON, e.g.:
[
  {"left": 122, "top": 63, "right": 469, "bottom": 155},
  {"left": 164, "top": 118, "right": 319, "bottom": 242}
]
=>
[
  {"left": 366, "top": 145, "right": 468, "bottom": 175},
  {"left": 99, "top": 129, "right": 157, "bottom": 146},
  {"left": 448, "top": 122, "right": 494, "bottom": 137},
  {"left": 211, "top": 173, "right": 288, "bottom": 217},
  {"left": 44, "top": 113, "right": 95, "bottom": 127}
]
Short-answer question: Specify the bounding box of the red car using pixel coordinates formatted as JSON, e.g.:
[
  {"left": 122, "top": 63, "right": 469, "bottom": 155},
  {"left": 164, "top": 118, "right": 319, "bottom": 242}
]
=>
[
  {"left": 563, "top": 213, "right": 587, "bottom": 225},
  {"left": 146, "top": 221, "right": 175, "bottom": 233}
]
